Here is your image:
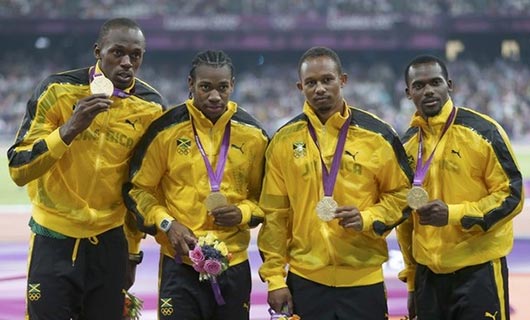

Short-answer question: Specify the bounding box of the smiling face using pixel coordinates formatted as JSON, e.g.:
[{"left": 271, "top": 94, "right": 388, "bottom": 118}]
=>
[
  {"left": 188, "top": 64, "right": 234, "bottom": 123},
  {"left": 406, "top": 61, "right": 453, "bottom": 119},
  {"left": 297, "top": 55, "right": 347, "bottom": 123},
  {"left": 94, "top": 26, "right": 145, "bottom": 90}
]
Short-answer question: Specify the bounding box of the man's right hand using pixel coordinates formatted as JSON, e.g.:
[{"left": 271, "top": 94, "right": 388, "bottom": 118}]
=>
[
  {"left": 60, "top": 94, "right": 112, "bottom": 144},
  {"left": 166, "top": 220, "right": 196, "bottom": 256},
  {"left": 268, "top": 287, "right": 293, "bottom": 315}
]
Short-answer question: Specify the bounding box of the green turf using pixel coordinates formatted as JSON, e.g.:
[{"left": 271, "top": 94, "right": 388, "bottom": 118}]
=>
[{"left": 0, "top": 145, "right": 528, "bottom": 205}]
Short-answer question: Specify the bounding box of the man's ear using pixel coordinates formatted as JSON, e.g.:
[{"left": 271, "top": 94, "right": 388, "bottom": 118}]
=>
[
  {"left": 447, "top": 79, "right": 453, "bottom": 92},
  {"left": 405, "top": 87, "right": 412, "bottom": 100},
  {"left": 296, "top": 81, "right": 302, "bottom": 91},
  {"left": 93, "top": 43, "right": 100, "bottom": 60},
  {"left": 187, "top": 75, "right": 194, "bottom": 92}
]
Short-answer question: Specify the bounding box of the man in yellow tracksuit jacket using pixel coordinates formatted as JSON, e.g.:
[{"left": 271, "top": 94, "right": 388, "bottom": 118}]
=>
[
  {"left": 7, "top": 18, "right": 165, "bottom": 319},
  {"left": 258, "top": 47, "right": 412, "bottom": 320},
  {"left": 123, "top": 50, "right": 268, "bottom": 319},
  {"left": 397, "top": 55, "right": 524, "bottom": 320}
]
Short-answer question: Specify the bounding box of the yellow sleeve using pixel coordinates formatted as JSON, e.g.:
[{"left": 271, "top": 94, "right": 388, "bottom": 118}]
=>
[
  {"left": 361, "top": 134, "right": 412, "bottom": 236},
  {"left": 257, "top": 141, "right": 290, "bottom": 291},
  {"left": 237, "top": 133, "right": 268, "bottom": 227},
  {"left": 124, "top": 133, "right": 173, "bottom": 233},
  {"left": 8, "top": 84, "right": 70, "bottom": 186}
]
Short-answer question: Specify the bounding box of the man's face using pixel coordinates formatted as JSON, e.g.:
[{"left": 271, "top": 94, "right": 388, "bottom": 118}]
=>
[
  {"left": 297, "top": 56, "right": 347, "bottom": 123},
  {"left": 94, "top": 26, "right": 145, "bottom": 90},
  {"left": 406, "top": 62, "right": 452, "bottom": 119},
  {"left": 188, "top": 64, "right": 234, "bottom": 123}
]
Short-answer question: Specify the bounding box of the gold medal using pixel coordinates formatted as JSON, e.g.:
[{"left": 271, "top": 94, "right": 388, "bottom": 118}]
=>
[
  {"left": 407, "top": 186, "right": 429, "bottom": 209},
  {"left": 204, "top": 191, "right": 228, "bottom": 212},
  {"left": 90, "top": 75, "right": 114, "bottom": 97},
  {"left": 315, "top": 196, "right": 337, "bottom": 222}
]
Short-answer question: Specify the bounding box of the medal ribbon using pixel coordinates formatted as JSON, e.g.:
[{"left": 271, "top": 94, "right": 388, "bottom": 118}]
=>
[
  {"left": 307, "top": 112, "right": 351, "bottom": 197},
  {"left": 413, "top": 107, "right": 456, "bottom": 186},
  {"left": 89, "top": 67, "right": 131, "bottom": 98},
  {"left": 192, "top": 121, "right": 231, "bottom": 192}
]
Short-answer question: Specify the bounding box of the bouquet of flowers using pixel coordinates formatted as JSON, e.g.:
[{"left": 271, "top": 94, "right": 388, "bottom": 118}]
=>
[
  {"left": 122, "top": 290, "right": 143, "bottom": 320},
  {"left": 189, "top": 233, "right": 231, "bottom": 305}
]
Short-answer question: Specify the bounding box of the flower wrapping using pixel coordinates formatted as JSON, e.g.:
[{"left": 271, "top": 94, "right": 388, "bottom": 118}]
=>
[
  {"left": 188, "top": 233, "right": 231, "bottom": 305},
  {"left": 122, "top": 290, "right": 143, "bottom": 320},
  {"left": 268, "top": 308, "right": 301, "bottom": 320}
]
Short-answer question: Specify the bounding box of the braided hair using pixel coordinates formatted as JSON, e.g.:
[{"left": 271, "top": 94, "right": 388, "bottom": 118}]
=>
[
  {"left": 188, "top": 50, "right": 234, "bottom": 98},
  {"left": 189, "top": 50, "right": 235, "bottom": 80}
]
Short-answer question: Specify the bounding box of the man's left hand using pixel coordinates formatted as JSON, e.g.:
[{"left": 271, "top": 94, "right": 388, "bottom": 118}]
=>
[
  {"left": 211, "top": 205, "right": 242, "bottom": 227},
  {"left": 416, "top": 200, "right": 449, "bottom": 226}
]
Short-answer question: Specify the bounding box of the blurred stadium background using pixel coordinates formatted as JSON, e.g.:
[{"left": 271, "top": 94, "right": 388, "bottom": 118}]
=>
[{"left": 0, "top": 1, "right": 529, "bottom": 319}]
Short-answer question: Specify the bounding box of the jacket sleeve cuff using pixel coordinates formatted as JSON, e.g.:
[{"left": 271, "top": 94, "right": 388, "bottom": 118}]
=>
[
  {"left": 266, "top": 275, "right": 288, "bottom": 292},
  {"left": 447, "top": 203, "right": 465, "bottom": 226},
  {"left": 238, "top": 203, "right": 252, "bottom": 226},
  {"left": 46, "top": 128, "right": 69, "bottom": 159},
  {"left": 398, "top": 266, "right": 416, "bottom": 292},
  {"left": 360, "top": 210, "right": 374, "bottom": 233}
]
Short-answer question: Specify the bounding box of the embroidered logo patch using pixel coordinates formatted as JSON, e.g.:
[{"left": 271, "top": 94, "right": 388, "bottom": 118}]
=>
[
  {"left": 177, "top": 138, "right": 192, "bottom": 155},
  {"left": 28, "top": 283, "right": 41, "bottom": 301},
  {"left": 293, "top": 142, "right": 306, "bottom": 158},
  {"left": 160, "top": 297, "right": 174, "bottom": 316}
]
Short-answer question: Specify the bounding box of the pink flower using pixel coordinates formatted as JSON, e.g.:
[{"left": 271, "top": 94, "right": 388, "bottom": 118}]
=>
[
  {"left": 192, "top": 260, "right": 205, "bottom": 273},
  {"left": 203, "top": 259, "right": 222, "bottom": 275},
  {"left": 189, "top": 246, "right": 204, "bottom": 263}
]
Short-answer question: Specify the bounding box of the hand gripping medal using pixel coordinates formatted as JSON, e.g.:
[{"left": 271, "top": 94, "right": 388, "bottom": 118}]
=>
[
  {"left": 307, "top": 113, "right": 351, "bottom": 222},
  {"left": 192, "top": 121, "right": 231, "bottom": 212},
  {"left": 409, "top": 107, "right": 456, "bottom": 209},
  {"left": 90, "top": 74, "right": 114, "bottom": 97}
]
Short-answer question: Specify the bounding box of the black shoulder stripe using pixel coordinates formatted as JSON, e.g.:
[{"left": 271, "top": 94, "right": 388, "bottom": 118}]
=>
[
  {"left": 133, "top": 78, "right": 167, "bottom": 109},
  {"left": 454, "top": 108, "right": 523, "bottom": 231},
  {"left": 401, "top": 127, "right": 419, "bottom": 144},
  {"left": 352, "top": 107, "right": 414, "bottom": 183},
  {"left": 271, "top": 113, "right": 307, "bottom": 138},
  {"left": 232, "top": 107, "right": 269, "bottom": 138},
  {"left": 128, "top": 103, "right": 189, "bottom": 178}
]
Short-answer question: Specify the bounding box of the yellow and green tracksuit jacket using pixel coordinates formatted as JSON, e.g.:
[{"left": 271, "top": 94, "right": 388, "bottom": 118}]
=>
[
  {"left": 397, "top": 99, "right": 524, "bottom": 291},
  {"left": 123, "top": 99, "right": 269, "bottom": 266},
  {"left": 7, "top": 65, "right": 165, "bottom": 254},
  {"left": 258, "top": 102, "right": 413, "bottom": 291}
]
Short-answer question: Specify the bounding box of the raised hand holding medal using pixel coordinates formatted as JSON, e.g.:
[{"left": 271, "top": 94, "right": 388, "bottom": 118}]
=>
[
  {"left": 192, "top": 121, "right": 231, "bottom": 212},
  {"left": 408, "top": 107, "right": 456, "bottom": 209},
  {"left": 308, "top": 113, "right": 351, "bottom": 222}
]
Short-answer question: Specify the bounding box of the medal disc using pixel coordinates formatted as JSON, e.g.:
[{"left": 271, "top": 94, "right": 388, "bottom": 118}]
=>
[
  {"left": 407, "top": 186, "right": 429, "bottom": 209},
  {"left": 90, "top": 75, "right": 114, "bottom": 97},
  {"left": 205, "top": 191, "right": 228, "bottom": 211},
  {"left": 315, "top": 196, "right": 337, "bottom": 222}
]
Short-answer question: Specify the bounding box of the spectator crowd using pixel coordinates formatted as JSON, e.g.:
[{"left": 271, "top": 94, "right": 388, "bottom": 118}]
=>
[
  {"left": 2, "top": 0, "right": 530, "bottom": 18},
  {"left": 0, "top": 51, "right": 528, "bottom": 142}
]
